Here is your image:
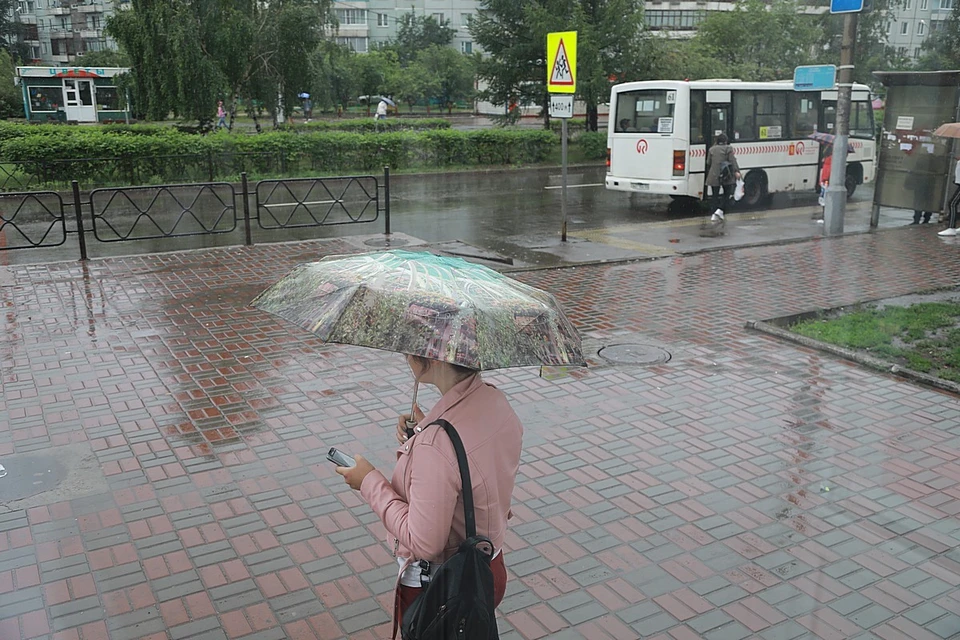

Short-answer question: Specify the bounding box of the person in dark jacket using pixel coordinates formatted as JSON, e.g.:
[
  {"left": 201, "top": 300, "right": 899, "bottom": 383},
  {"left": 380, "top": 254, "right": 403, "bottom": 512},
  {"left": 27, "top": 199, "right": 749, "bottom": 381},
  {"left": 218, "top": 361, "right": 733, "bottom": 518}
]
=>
[{"left": 704, "top": 133, "right": 741, "bottom": 222}]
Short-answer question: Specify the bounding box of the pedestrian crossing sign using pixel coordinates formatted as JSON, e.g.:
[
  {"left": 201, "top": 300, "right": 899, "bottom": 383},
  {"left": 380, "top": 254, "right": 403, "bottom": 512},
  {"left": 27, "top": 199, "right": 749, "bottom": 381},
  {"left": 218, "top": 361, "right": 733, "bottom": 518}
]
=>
[{"left": 547, "top": 31, "right": 577, "bottom": 94}]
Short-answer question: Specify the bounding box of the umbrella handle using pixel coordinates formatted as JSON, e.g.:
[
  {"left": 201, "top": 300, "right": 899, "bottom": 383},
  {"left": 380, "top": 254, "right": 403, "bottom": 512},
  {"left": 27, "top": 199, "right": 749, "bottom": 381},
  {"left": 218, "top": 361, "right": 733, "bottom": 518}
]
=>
[{"left": 404, "top": 381, "right": 419, "bottom": 438}]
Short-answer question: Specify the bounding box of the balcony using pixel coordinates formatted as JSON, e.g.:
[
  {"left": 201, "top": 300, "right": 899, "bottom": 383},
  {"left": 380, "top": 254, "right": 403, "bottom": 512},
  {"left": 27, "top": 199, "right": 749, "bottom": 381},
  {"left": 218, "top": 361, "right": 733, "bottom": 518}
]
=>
[
  {"left": 80, "top": 28, "right": 101, "bottom": 38},
  {"left": 49, "top": 6, "right": 71, "bottom": 14},
  {"left": 77, "top": 3, "right": 103, "bottom": 12},
  {"left": 17, "top": 13, "right": 37, "bottom": 23},
  {"left": 337, "top": 24, "right": 368, "bottom": 37},
  {"left": 51, "top": 53, "right": 71, "bottom": 63}
]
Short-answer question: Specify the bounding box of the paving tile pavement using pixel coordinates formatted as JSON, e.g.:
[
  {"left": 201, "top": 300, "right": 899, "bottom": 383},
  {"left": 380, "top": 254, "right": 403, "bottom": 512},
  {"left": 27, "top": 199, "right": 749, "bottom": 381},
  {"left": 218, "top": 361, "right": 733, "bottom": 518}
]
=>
[{"left": 1, "top": 229, "right": 960, "bottom": 640}]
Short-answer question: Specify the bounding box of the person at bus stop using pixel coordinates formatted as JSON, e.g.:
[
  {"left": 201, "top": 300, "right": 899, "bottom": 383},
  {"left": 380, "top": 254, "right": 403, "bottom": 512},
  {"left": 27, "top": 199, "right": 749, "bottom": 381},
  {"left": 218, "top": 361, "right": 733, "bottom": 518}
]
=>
[
  {"left": 705, "top": 133, "right": 741, "bottom": 222},
  {"left": 938, "top": 157, "right": 960, "bottom": 236}
]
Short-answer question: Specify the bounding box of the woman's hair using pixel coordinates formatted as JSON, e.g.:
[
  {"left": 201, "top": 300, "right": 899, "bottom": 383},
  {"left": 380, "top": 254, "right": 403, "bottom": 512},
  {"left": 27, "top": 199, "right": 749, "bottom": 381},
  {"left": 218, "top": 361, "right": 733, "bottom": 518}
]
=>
[
  {"left": 716, "top": 133, "right": 728, "bottom": 145},
  {"left": 410, "top": 355, "right": 477, "bottom": 378}
]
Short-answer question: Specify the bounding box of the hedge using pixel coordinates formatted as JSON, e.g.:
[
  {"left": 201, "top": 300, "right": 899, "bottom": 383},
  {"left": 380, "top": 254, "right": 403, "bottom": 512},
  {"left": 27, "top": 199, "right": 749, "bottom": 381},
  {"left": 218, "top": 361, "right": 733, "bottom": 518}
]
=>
[
  {"left": 0, "top": 128, "right": 559, "bottom": 188},
  {"left": 277, "top": 118, "right": 452, "bottom": 133},
  {"left": 578, "top": 132, "right": 608, "bottom": 160}
]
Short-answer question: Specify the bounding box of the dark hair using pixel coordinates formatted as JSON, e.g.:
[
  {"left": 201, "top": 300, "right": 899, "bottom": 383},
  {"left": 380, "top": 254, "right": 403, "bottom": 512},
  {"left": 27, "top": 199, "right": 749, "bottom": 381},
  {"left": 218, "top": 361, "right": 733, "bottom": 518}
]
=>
[
  {"left": 410, "top": 355, "right": 477, "bottom": 377},
  {"left": 716, "top": 133, "right": 728, "bottom": 145}
]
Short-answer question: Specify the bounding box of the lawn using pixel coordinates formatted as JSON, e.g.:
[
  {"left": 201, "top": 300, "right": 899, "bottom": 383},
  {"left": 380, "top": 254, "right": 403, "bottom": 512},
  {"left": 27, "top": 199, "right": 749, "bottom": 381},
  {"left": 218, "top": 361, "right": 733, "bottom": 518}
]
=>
[{"left": 791, "top": 301, "right": 960, "bottom": 384}]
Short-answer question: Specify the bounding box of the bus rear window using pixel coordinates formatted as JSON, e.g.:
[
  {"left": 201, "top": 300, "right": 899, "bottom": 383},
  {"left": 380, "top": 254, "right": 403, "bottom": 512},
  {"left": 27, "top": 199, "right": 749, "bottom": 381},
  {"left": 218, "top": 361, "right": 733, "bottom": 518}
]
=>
[{"left": 615, "top": 89, "right": 676, "bottom": 134}]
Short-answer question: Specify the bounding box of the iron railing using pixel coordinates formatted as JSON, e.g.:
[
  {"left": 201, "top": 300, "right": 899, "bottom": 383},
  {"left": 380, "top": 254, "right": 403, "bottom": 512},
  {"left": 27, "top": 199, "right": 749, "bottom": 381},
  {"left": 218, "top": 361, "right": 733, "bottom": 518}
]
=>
[
  {"left": 0, "top": 168, "right": 393, "bottom": 260},
  {"left": 0, "top": 191, "right": 68, "bottom": 250}
]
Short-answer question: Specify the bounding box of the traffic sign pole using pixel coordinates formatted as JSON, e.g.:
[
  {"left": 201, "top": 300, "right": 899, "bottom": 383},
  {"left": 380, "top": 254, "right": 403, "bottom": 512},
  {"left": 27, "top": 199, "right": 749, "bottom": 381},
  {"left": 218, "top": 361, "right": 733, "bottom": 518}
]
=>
[
  {"left": 547, "top": 31, "right": 577, "bottom": 242},
  {"left": 824, "top": 13, "right": 858, "bottom": 236}
]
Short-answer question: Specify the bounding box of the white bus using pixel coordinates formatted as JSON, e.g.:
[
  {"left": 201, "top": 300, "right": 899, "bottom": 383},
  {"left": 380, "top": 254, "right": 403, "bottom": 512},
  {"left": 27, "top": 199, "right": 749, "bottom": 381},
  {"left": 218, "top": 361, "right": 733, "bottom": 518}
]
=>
[{"left": 604, "top": 79, "right": 877, "bottom": 211}]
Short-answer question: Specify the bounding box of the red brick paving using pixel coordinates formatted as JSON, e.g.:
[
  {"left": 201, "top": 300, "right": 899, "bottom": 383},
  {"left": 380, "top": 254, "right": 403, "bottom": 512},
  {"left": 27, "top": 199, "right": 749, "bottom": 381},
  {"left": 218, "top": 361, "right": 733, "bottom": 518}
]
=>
[{"left": 0, "top": 231, "right": 959, "bottom": 639}]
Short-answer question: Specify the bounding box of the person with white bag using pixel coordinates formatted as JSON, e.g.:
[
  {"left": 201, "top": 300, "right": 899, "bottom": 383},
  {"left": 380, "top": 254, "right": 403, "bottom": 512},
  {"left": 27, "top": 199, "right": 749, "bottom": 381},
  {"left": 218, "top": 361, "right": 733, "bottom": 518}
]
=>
[{"left": 704, "top": 133, "right": 741, "bottom": 222}]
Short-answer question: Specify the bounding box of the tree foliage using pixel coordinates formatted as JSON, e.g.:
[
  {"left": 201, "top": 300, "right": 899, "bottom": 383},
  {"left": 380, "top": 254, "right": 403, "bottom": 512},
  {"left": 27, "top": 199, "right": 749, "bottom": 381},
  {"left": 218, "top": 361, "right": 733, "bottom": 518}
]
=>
[
  {"left": 0, "top": 49, "right": 22, "bottom": 118},
  {"left": 107, "top": 0, "right": 333, "bottom": 125},
  {"left": 816, "top": 0, "right": 909, "bottom": 89},
  {"left": 392, "top": 13, "right": 455, "bottom": 65},
  {"left": 471, "top": 0, "right": 647, "bottom": 131},
  {"left": 414, "top": 45, "right": 476, "bottom": 111},
  {"left": 918, "top": 0, "right": 960, "bottom": 71}
]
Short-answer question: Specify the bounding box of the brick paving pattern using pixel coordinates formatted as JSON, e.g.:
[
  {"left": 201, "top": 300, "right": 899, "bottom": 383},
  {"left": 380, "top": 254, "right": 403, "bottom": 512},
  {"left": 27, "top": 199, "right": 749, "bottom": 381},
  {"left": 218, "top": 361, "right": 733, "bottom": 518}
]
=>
[{"left": 1, "top": 229, "right": 959, "bottom": 640}]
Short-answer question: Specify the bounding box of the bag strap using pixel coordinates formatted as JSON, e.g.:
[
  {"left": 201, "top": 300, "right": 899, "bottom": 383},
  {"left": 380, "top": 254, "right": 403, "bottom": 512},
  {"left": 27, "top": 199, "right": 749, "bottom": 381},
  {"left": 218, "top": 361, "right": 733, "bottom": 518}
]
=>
[{"left": 429, "top": 419, "right": 476, "bottom": 539}]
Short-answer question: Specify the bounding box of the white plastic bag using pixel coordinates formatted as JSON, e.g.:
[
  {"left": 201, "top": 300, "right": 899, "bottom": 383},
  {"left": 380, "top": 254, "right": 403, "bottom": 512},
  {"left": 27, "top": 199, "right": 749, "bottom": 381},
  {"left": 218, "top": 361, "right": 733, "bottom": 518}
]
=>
[{"left": 733, "top": 179, "right": 745, "bottom": 202}]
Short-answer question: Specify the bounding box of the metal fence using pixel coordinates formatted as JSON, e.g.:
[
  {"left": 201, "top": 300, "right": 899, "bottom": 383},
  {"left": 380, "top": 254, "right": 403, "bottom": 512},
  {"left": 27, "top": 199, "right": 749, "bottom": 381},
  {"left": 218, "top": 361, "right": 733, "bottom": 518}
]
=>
[{"left": 0, "top": 169, "right": 393, "bottom": 260}]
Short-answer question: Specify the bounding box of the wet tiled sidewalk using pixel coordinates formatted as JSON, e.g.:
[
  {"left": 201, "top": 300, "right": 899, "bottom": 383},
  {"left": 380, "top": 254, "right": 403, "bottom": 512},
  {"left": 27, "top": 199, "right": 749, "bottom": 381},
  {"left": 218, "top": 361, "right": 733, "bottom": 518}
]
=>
[{"left": 1, "top": 229, "right": 959, "bottom": 640}]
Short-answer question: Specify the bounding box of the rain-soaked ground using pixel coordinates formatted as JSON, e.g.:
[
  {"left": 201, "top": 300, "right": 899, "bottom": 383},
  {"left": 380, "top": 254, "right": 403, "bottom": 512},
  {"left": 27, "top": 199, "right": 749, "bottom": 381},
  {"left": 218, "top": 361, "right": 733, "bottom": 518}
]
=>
[
  {"left": 0, "top": 164, "right": 923, "bottom": 269},
  {"left": 0, "top": 207, "right": 958, "bottom": 639}
]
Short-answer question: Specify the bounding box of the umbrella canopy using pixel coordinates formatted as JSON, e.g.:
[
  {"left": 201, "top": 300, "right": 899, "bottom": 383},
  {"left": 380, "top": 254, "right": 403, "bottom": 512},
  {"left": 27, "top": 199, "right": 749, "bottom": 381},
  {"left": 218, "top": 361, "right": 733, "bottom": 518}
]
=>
[
  {"left": 378, "top": 96, "right": 397, "bottom": 107},
  {"left": 251, "top": 250, "right": 585, "bottom": 370},
  {"left": 807, "top": 132, "right": 855, "bottom": 153},
  {"left": 933, "top": 122, "right": 960, "bottom": 138},
  {"left": 298, "top": 92, "right": 311, "bottom": 99}
]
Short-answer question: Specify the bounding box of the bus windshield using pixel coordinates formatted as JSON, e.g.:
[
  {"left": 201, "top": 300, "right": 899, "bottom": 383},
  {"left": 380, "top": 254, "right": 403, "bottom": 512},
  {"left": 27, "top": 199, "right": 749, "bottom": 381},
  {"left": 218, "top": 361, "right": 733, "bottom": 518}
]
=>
[{"left": 614, "top": 89, "right": 676, "bottom": 134}]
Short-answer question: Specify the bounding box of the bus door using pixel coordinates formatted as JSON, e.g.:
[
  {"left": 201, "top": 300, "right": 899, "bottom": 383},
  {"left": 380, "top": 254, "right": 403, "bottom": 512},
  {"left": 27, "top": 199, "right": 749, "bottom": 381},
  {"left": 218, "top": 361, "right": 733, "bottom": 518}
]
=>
[{"left": 705, "top": 89, "right": 732, "bottom": 147}]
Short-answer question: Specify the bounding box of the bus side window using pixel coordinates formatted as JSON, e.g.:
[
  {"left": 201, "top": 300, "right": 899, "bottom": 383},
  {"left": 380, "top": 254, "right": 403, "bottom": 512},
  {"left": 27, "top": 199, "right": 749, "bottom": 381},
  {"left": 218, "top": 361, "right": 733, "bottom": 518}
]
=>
[
  {"left": 733, "top": 91, "right": 756, "bottom": 141},
  {"left": 690, "top": 91, "right": 705, "bottom": 143},
  {"left": 822, "top": 102, "right": 837, "bottom": 133},
  {"left": 790, "top": 94, "right": 819, "bottom": 138}
]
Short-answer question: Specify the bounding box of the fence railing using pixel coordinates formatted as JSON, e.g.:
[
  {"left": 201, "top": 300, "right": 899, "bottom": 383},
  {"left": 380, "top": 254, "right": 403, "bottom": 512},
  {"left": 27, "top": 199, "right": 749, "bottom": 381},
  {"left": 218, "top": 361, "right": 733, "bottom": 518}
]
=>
[{"left": 0, "top": 169, "right": 393, "bottom": 260}]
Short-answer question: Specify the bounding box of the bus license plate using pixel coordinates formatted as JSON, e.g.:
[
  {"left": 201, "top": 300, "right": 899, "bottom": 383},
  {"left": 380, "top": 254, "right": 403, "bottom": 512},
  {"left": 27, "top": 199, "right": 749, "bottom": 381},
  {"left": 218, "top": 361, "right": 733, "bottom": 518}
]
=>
[{"left": 632, "top": 182, "right": 650, "bottom": 191}]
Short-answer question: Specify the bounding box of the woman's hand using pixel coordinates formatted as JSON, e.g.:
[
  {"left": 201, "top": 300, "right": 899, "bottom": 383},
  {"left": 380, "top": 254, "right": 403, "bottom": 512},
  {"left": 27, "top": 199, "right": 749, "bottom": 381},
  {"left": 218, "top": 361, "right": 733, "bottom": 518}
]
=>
[
  {"left": 396, "top": 404, "right": 426, "bottom": 444},
  {"left": 336, "top": 454, "right": 375, "bottom": 491},
  {"left": 735, "top": 171, "right": 742, "bottom": 180}
]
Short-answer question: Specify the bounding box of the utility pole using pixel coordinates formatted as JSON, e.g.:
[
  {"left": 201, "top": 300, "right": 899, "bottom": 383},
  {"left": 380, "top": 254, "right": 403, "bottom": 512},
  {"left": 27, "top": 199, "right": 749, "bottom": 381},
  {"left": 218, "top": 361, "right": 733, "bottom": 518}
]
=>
[{"left": 823, "top": 12, "right": 859, "bottom": 236}]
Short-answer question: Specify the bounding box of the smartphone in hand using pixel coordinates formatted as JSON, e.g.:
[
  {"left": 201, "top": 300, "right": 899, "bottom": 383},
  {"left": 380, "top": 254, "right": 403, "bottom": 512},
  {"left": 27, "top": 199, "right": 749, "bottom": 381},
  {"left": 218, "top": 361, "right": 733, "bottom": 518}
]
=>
[{"left": 327, "top": 448, "right": 356, "bottom": 468}]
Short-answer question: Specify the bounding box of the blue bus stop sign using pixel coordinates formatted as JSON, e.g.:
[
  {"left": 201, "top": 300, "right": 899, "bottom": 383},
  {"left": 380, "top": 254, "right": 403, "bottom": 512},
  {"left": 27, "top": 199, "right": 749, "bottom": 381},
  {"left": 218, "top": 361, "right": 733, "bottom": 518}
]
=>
[
  {"left": 830, "top": 0, "right": 864, "bottom": 13},
  {"left": 793, "top": 65, "right": 837, "bottom": 91}
]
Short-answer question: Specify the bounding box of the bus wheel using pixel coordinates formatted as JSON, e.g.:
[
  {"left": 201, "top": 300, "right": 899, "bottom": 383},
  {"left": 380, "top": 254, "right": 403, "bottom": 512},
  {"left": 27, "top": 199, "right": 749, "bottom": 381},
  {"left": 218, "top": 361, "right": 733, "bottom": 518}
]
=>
[
  {"left": 668, "top": 196, "right": 699, "bottom": 213},
  {"left": 845, "top": 173, "right": 858, "bottom": 198},
  {"left": 742, "top": 172, "right": 768, "bottom": 208}
]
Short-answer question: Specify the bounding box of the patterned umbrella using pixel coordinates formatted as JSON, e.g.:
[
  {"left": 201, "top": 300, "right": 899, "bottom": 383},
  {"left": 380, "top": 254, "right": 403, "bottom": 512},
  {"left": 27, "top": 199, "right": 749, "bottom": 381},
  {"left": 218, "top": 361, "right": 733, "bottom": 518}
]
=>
[
  {"left": 807, "top": 132, "right": 855, "bottom": 153},
  {"left": 251, "top": 250, "right": 585, "bottom": 370}
]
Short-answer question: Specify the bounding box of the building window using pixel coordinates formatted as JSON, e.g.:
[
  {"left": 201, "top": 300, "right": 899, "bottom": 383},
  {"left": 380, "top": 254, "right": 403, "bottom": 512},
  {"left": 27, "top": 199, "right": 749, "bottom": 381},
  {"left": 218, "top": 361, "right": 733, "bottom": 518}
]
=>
[
  {"left": 904, "top": 0, "right": 911, "bottom": 8},
  {"left": 336, "top": 36, "right": 368, "bottom": 52},
  {"left": 900, "top": 21, "right": 909, "bottom": 34},
  {"left": 462, "top": 12, "right": 472, "bottom": 25},
  {"left": 645, "top": 9, "right": 706, "bottom": 30},
  {"left": 377, "top": 12, "right": 388, "bottom": 27},
  {"left": 898, "top": 46, "right": 908, "bottom": 55},
  {"left": 933, "top": 20, "right": 946, "bottom": 31},
  {"left": 28, "top": 87, "right": 58, "bottom": 112},
  {"left": 336, "top": 9, "right": 366, "bottom": 25},
  {"left": 461, "top": 41, "right": 472, "bottom": 54},
  {"left": 431, "top": 12, "right": 444, "bottom": 23},
  {"left": 17, "top": 0, "right": 35, "bottom": 12},
  {"left": 918, "top": 21, "right": 926, "bottom": 34},
  {"left": 920, "top": 0, "right": 928, "bottom": 8},
  {"left": 940, "top": 0, "right": 953, "bottom": 9},
  {"left": 96, "top": 86, "right": 123, "bottom": 110},
  {"left": 915, "top": 47, "right": 922, "bottom": 57}
]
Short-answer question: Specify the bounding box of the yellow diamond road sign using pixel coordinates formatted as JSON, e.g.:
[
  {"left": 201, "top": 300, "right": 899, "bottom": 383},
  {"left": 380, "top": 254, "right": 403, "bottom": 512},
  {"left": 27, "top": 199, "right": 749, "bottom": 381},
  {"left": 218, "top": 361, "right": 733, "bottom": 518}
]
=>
[{"left": 547, "top": 31, "right": 577, "bottom": 94}]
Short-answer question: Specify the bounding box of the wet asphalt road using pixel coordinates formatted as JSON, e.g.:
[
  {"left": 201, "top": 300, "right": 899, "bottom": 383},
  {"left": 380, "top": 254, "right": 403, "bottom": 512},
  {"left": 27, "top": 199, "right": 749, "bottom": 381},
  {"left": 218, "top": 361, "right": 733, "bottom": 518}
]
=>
[{"left": 0, "top": 164, "right": 891, "bottom": 267}]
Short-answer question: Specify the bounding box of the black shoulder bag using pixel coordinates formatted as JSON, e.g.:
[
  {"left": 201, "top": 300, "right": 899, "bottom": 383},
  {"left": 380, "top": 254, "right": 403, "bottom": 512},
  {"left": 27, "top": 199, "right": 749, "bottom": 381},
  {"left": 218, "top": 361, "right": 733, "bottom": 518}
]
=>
[{"left": 400, "top": 419, "right": 499, "bottom": 640}]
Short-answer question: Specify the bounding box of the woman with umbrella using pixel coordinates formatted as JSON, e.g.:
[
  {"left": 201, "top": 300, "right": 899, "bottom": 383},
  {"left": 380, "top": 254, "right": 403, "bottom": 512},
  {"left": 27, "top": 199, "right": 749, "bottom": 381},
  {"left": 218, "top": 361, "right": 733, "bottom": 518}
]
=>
[{"left": 253, "top": 250, "right": 584, "bottom": 632}]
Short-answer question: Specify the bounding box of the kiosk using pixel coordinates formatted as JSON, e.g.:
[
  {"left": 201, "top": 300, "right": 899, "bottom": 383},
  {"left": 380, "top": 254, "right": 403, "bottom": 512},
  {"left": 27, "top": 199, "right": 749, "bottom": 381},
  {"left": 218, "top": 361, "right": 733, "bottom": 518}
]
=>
[{"left": 15, "top": 66, "right": 131, "bottom": 123}]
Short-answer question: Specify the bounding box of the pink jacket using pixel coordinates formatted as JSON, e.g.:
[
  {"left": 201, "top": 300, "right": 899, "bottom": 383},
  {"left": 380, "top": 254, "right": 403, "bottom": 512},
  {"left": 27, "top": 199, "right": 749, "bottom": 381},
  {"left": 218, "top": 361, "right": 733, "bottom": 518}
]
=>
[{"left": 360, "top": 375, "right": 523, "bottom": 564}]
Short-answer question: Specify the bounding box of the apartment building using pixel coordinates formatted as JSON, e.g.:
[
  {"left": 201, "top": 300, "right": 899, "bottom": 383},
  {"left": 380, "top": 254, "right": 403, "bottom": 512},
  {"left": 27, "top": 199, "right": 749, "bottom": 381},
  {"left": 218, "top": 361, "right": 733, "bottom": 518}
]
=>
[
  {"left": 13, "top": 0, "right": 120, "bottom": 65},
  {"left": 887, "top": 0, "right": 954, "bottom": 60},
  {"left": 332, "top": 0, "right": 477, "bottom": 54}
]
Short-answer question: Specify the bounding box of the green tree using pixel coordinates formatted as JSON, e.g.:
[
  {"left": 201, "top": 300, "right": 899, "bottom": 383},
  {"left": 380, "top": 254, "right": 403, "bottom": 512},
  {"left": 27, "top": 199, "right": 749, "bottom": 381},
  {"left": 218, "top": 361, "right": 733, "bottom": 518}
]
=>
[
  {"left": 385, "top": 61, "right": 428, "bottom": 112},
  {"left": 312, "top": 41, "right": 358, "bottom": 112},
  {"left": 0, "top": 49, "right": 22, "bottom": 118},
  {"left": 817, "top": 0, "right": 908, "bottom": 88},
  {"left": 918, "top": 0, "right": 960, "bottom": 70},
  {"left": 393, "top": 13, "right": 456, "bottom": 65},
  {"left": 107, "top": 0, "right": 333, "bottom": 125},
  {"left": 415, "top": 45, "right": 475, "bottom": 112},
  {"left": 73, "top": 50, "right": 131, "bottom": 67},
  {"left": 689, "top": 0, "right": 820, "bottom": 80},
  {"left": 0, "top": 0, "right": 28, "bottom": 62},
  {"left": 472, "top": 0, "right": 648, "bottom": 131},
  {"left": 353, "top": 48, "right": 400, "bottom": 113}
]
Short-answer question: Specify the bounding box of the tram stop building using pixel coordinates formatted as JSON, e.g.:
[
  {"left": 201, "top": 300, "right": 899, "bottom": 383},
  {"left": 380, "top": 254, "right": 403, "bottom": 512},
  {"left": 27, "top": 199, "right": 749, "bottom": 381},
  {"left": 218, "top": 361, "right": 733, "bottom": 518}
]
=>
[{"left": 15, "top": 66, "right": 132, "bottom": 124}]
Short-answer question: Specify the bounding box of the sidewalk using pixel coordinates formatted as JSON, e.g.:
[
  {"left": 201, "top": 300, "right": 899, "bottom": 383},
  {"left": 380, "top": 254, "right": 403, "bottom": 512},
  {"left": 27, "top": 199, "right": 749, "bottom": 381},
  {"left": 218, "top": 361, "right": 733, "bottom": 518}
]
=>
[{"left": 1, "top": 226, "right": 959, "bottom": 640}]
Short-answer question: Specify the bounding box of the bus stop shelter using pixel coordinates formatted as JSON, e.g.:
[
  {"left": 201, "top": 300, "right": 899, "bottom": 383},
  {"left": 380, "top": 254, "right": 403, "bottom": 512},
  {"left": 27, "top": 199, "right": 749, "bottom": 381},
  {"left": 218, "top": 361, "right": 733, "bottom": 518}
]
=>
[{"left": 872, "top": 70, "right": 960, "bottom": 224}]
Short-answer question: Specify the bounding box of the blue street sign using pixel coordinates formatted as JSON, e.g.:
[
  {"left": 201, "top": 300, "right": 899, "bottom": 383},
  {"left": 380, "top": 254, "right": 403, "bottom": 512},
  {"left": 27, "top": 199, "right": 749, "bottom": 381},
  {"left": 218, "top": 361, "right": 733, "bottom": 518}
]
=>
[
  {"left": 793, "top": 65, "right": 837, "bottom": 91},
  {"left": 830, "top": 0, "right": 864, "bottom": 13}
]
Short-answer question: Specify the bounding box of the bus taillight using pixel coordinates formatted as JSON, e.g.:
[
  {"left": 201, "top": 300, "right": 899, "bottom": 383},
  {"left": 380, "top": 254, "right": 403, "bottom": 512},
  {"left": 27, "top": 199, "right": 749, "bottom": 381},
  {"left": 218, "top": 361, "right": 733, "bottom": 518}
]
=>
[
  {"left": 606, "top": 148, "right": 611, "bottom": 168},
  {"left": 673, "top": 150, "right": 685, "bottom": 176}
]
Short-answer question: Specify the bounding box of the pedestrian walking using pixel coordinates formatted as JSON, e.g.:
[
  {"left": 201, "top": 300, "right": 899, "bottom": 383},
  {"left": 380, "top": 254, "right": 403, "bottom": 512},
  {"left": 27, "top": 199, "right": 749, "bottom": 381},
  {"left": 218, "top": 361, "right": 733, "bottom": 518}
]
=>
[
  {"left": 912, "top": 210, "right": 933, "bottom": 225},
  {"left": 375, "top": 98, "right": 388, "bottom": 121},
  {"left": 704, "top": 133, "right": 741, "bottom": 222},
  {"left": 216, "top": 100, "right": 226, "bottom": 129},
  {"left": 938, "top": 157, "right": 960, "bottom": 236},
  {"left": 335, "top": 355, "right": 522, "bottom": 631},
  {"left": 816, "top": 152, "right": 832, "bottom": 223}
]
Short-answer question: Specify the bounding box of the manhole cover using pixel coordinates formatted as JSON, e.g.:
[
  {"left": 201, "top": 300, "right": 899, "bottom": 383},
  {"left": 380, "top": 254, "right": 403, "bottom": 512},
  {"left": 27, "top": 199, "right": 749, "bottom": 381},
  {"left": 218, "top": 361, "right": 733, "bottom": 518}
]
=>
[
  {"left": 0, "top": 455, "right": 66, "bottom": 502},
  {"left": 597, "top": 343, "right": 671, "bottom": 365},
  {"left": 364, "top": 236, "right": 410, "bottom": 248}
]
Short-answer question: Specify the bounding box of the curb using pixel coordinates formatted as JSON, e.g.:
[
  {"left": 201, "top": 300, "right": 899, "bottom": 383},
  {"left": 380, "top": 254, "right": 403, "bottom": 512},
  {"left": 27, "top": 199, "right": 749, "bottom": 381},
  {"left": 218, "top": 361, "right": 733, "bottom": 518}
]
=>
[{"left": 745, "top": 317, "right": 960, "bottom": 397}]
